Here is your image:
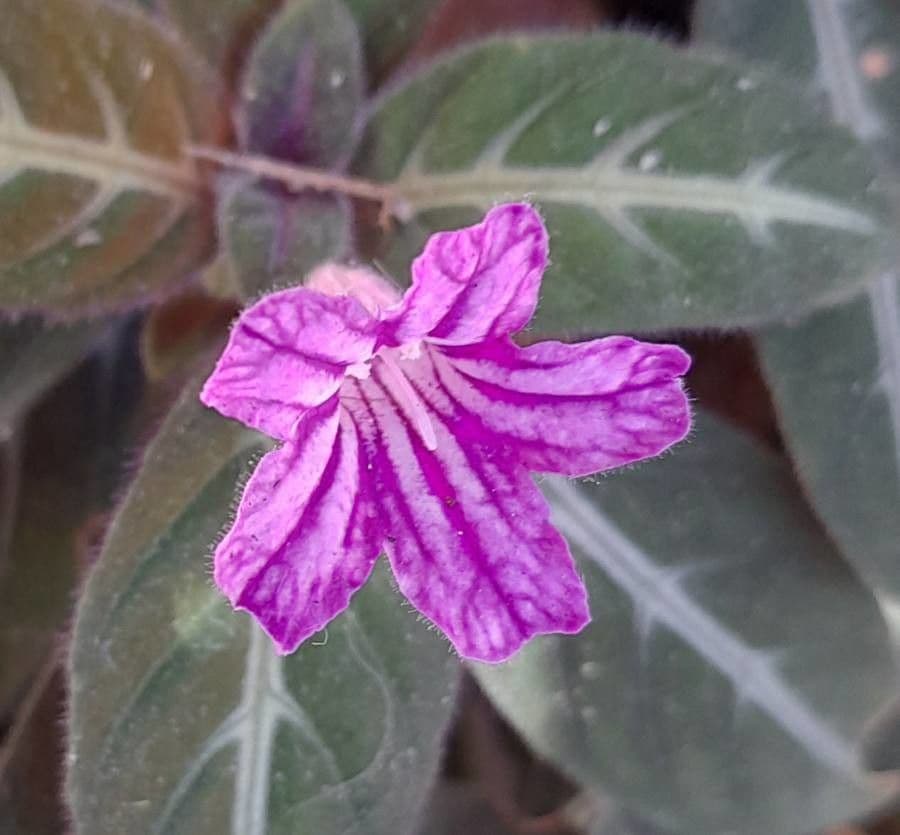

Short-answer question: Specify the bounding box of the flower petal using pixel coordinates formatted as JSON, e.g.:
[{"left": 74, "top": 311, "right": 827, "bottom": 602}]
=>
[
  {"left": 383, "top": 203, "right": 547, "bottom": 347},
  {"left": 423, "top": 338, "right": 691, "bottom": 476},
  {"left": 201, "top": 286, "right": 378, "bottom": 441},
  {"left": 214, "top": 398, "right": 381, "bottom": 654},
  {"left": 344, "top": 365, "right": 590, "bottom": 663}
]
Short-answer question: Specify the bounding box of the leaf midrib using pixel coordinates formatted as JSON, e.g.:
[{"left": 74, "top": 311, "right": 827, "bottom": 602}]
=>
[
  {"left": 546, "top": 477, "right": 862, "bottom": 778},
  {"left": 395, "top": 163, "right": 876, "bottom": 234},
  {"left": 0, "top": 126, "right": 201, "bottom": 200},
  {"left": 806, "top": 0, "right": 900, "bottom": 474}
]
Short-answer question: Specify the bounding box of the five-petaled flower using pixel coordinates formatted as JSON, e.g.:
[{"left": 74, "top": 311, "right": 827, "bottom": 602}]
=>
[{"left": 201, "top": 203, "right": 691, "bottom": 663}]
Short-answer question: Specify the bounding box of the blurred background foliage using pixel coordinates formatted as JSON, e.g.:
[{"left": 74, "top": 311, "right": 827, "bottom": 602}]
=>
[{"left": 4, "top": 0, "right": 900, "bottom": 833}]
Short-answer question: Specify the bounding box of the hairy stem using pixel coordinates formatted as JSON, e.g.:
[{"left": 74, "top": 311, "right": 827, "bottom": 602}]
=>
[{"left": 187, "top": 146, "right": 408, "bottom": 226}]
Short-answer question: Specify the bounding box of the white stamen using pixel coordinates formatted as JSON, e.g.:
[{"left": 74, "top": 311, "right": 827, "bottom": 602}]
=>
[
  {"left": 377, "top": 351, "right": 437, "bottom": 451},
  {"left": 346, "top": 361, "right": 371, "bottom": 380},
  {"left": 398, "top": 340, "right": 423, "bottom": 361}
]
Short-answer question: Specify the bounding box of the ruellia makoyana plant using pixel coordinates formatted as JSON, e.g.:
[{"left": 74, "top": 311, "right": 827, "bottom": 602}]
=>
[{"left": 2, "top": 1, "right": 900, "bottom": 834}]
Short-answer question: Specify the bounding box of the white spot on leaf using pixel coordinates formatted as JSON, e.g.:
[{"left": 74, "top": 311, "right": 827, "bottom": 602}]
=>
[
  {"left": 592, "top": 118, "right": 611, "bottom": 137},
  {"left": 638, "top": 150, "right": 662, "bottom": 172}
]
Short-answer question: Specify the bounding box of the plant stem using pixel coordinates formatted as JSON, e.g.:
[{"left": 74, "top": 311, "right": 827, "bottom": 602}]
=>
[{"left": 187, "top": 145, "right": 409, "bottom": 226}]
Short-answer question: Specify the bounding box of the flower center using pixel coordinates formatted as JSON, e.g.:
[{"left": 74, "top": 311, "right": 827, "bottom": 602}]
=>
[
  {"left": 306, "top": 264, "right": 437, "bottom": 452},
  {"left": 376, "top": 349, "right": 437, "bottom": 451},
  {"left": 346, "top": 346, "right": 436, "bottom": 450}
]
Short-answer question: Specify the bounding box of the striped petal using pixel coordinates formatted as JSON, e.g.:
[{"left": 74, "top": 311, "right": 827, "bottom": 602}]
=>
[
  {"left": 426, "top": 337, "right": 691, "bottom": 476},
  {"left": 383, "top": 203, "right": 547, "bottom": 347},
  {"left": 214, "top": 398, "right": 381, "bottom": 654},
  {"left": 343, "top": 364, "right": 590, "bottom": 663},
  {"left": 201, "top": 286, "right": 378, "bottom": 441}
]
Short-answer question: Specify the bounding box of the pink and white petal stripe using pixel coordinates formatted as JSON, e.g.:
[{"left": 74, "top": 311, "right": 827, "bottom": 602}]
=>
[
  {"left": 343, "top": 365, "right": 590, "bottom": 664},
  {"left": 425, "top": 338, "right": 691, "bottom": 477},
  {"left": 200, "top": 202, "right": 693, "bottom": 662},
  {"left": 201, "top": 286, "right": 379, "bottom": 441},
  {"left": 214, "top": 399, "right": 381, "bottom": 653},
  {"left": 383, "top": 203, "right": 548, "bottom": 347}
]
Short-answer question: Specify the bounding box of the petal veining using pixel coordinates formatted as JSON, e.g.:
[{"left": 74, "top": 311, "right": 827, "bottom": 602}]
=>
[
  {"left": 213, "top": 398, "right": 381, "bottom": 653},
  {"left": 383, "top": 203, "right": 548, "bottom": 347},
  {"left": 425, "top": 338, "right": 691, "bottom": 476},
  {"left": 376, "top": 350, "right": 437, "bottom": 451},
  {"left": 201, "top": 285, "right": 378, "bottom": 441},
  {"left": 198, "top": 204, "right": 695, "bottom": 662},
  {"left": 342, "top": 365, "right": 590, "bottom": 663}
]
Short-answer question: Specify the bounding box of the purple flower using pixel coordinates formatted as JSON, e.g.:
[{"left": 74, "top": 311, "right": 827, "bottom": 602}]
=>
[{"left": 201, "top": 204, "right": 691, "bottom": 663}]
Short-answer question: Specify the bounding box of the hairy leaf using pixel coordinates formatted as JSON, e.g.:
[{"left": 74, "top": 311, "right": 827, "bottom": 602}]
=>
[
  {"left": 343, "top": 0, "right": 442, "bottom": 83},
  {"left": 67, "top": 376, "right": 460, "bottom": 835},
  {"left": 696, "top": 0, "right": 900, "bottom": 607},
  {"left": 218, "top": 0, "right": 359, "bottom": 298},
  {"left": 474, "top": 412, "right": 897, "bottom": 835},
  {"left": 354, "top": 33, "right": 890, "bottom": 335},
  {"left": 695, "top": 0, "right": 900, "bottom": 171},
  {"left": 138, "top": 0, "right": 438, "bottom": 86},
  {"left": 757, "top": 295, "right": 900, "bottom": 610},
  {"left": 238, "top": 0, "right": 364, "bottom": 167},
  {"left": 218, "top": 178, "right": 352, "bottom": 299},
  {"left": 147, "top": 0, "right": 276, "bottom": 73},
  {"left": 0, "top": 0, "right": 221, "bottom": 315}
]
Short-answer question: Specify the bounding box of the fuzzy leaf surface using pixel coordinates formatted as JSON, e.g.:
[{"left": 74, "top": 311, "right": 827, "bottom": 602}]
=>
[
  {"left": 355, "top": 33, "right": 890, "bottom": 335},
  {"left": 237, "top": 0, "right": 364, "bottom": 167},
  {"left": 695, "top": 0, "right": 900, "bottom": 607},
  {"left": 0, "top": 0, "right": 221, "bottom": 316},
  {"left": 67, "top": 376, "right": 460, "bottom": 835},
  {"left": 217, "top": 178, "right": 351, "bottom": 298},
  {"left": 475, "top": 412, "right": 897, "bottom": 835},
  {"left": 219, "top": 0, "right": 359, "bottom": 298}
]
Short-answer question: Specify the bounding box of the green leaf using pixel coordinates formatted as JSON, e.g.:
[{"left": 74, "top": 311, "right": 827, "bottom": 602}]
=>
[
  {"left": 0, "top": 319, "right": 106, "bottom": 439},
  {"left": 354, "top": 33, "right": 891, "bottom": 335},
  {"left": 0, "top": 0, "right": 220, "bottom": 316},
  {"left": 140, "top": 0, "right": 437, "bottom": 89},
  {"left": 474, "top": 412, "right": 897, "bottom": 835},
  {"left": 212, "top": 0, "right": 364, "bottom": 298},
  {"left": 695, "top": 1, "right": 900, "bottom": 607},
  {"left": 238, "top": 0, "right": 364, "bottom": 168},
  {"left": 343, "top": 0, "right": 442, "bottom": 83},
  {"left": 694, "top": 0, "right": 900, "bottom": 171},
  {"left": 67, "top": 377, "right": 460, "bottom": 835},
  {"left": 217, "top": 0, "right": 360, "bottom": 297},
  {"left": 217, "top": 177, "right": 352, "bottom": 298},
  {"left": 756, "top": 297, "right": 900, "bottom": 610},
  {"left": 147, "top": 0, "right": 277, "bottom": 74}
]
